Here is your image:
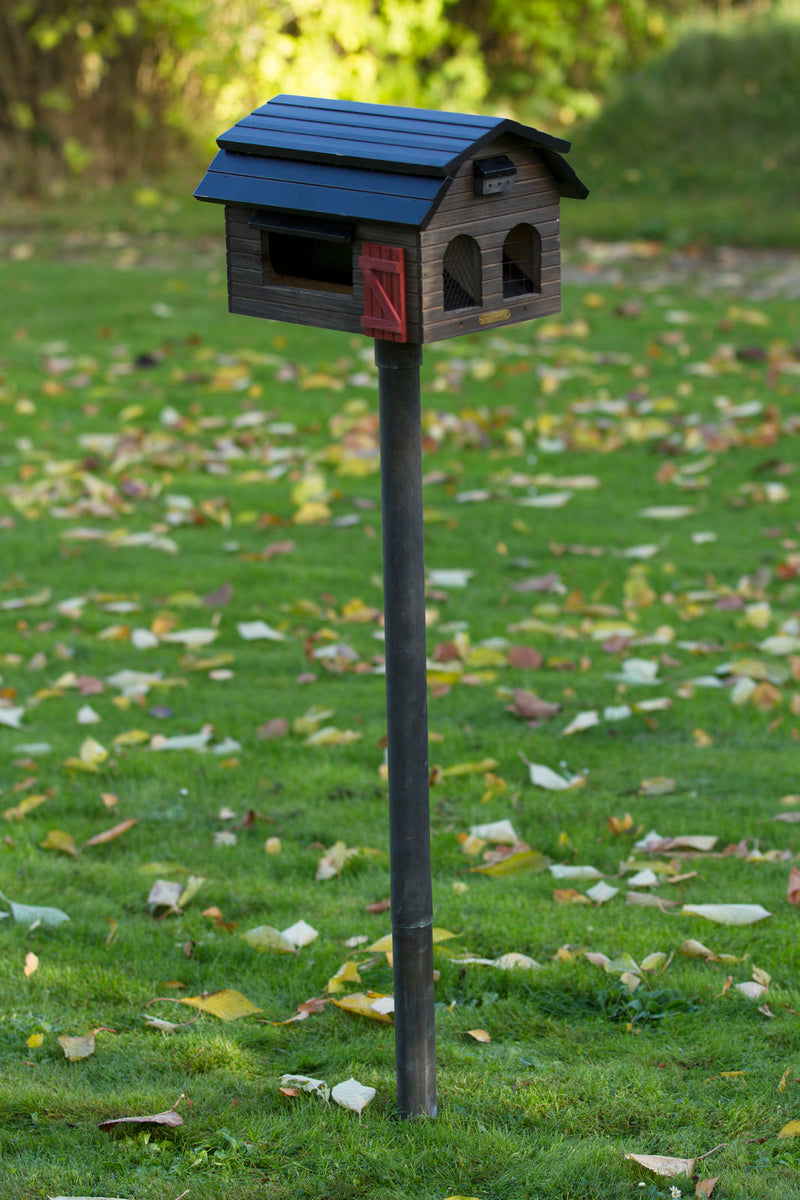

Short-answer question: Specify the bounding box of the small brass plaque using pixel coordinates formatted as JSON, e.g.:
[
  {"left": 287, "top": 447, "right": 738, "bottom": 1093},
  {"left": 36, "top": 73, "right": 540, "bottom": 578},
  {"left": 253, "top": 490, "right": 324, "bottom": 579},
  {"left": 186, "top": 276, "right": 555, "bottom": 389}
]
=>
[{"left": 479, "top": 308, "right": 511, "bottom": 326}]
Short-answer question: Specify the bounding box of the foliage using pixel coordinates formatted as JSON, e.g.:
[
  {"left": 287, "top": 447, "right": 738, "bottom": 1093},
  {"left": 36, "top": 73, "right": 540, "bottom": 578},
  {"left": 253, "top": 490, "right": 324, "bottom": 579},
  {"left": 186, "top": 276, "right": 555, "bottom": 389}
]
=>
[
  {"left": 0, "top": 0, "right": 776, "bottom": 192},
  {"left": 574, "top": 0, "right": 800, "bottom": 246}
]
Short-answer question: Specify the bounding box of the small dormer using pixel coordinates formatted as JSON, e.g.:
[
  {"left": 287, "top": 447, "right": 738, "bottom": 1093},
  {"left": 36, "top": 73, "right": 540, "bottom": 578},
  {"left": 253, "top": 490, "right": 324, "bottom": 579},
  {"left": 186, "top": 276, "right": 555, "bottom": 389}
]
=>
[{"left": 195, "top": 95, "right": 587, "bottom": 343}]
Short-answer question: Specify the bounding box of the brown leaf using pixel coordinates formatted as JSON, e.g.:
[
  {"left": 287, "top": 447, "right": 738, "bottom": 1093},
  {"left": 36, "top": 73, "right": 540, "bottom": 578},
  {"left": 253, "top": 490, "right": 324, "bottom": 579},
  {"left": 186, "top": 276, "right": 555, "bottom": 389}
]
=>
[
  {"left": 82, "top": 818, "right": 138, "bottom": 848},
  {"left": 507, "top": 645, "right": 543, "bottom": 670},
  {"left": 24, "top": 951, "right": 38, "bottom": 977},
  {"left": 203, "top": 582, "right": 232, "bottom": 606},
  {"left": 787, "top": 866, "right": 800, "bottom": 906},
  {"left": 507, "top": 689, "right": 560, "bottom": 721},
  {"left": 365, "top": 899, "right": 391, "bottom": 914},
  {"left": 695, "top": 1179, "right": 719, "bottom": 1197},
  {"left": 257, "top": 717, "right": 289, "bottom": 740},
  {"left": 98, "top": 1094, "right": 184, "bottom": 1132},
  {"left": 626, "top": 1152, "right": 696, "bottom": 1178}
]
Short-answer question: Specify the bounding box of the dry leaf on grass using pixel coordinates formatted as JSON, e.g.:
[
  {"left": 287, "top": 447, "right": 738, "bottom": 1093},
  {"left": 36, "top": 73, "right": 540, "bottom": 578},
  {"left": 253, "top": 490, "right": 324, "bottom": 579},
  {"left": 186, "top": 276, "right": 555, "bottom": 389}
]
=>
[
  {"left": 626, "top": 1152, "right": 696, "bottom": 1177},
  {"left": 331, "top": 992, "right": 394, "bottom": 1022},
  {"left": 681, "top": 903, "right": 771, "bottom": 925},
  {"left": 331, "top": 1077, "right": 375, "bottom": 1119},
  {"left": 58, "top": 1028, "right": 113, "bottom": 1061},
  {"left": 98, "top": 1094, "right": 184, "bottom": 1132},
  {"left": 178, "top": 989, "right": 262, "bottom": 1020},
  {"left": 695, "top": 1178, "right": 719, "bottom": 1198}
]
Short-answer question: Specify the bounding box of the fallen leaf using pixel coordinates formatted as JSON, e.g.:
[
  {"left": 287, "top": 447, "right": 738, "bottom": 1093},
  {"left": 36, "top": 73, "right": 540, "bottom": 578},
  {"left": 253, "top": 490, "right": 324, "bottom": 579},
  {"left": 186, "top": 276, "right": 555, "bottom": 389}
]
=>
[
  {"left": 97, "top": 1094, "right": 184, "bottom": 1132},
  {"left": 442, "top": 757, "right": 500, "bottom": 777},
  {"left": 468, "top": 819, "right": 519, "bottom": 844},
  {"left": 240, "top": 925, "right": 295, "bottom": 953},
  {"left": 58, "top": 1030, "right": 105, "bottom": 1061},
  {"left": 281, "top": 919, "right": 318, "bottom": 948},
  {"left": 327, "top": 960, "right": 362, "bottom": 993},
  {"left": 471, "top": 849, "right": 551, "bottom": 877},
  {"left": 331, "top": 992, "right": 394, "bottom": 1022},
  {"left": 40, "top": 829, "right": 79, "bottom": 858},
  {"left": 522, "top": 757, "right": 582, "bottom": 790},
  {"left": 26, "top": 1032, "right": 44, "bottom": 1048},
  {"left": 695, "top": 1178, "right": 719, "bottom": 1198},
  {"left": 279, "top": 1074, "right": 330, "bottom": 1102},
  {"left": 466, "top": 1028, "right": 491, "bottom": 1042},
  {"left": 331, "top": 1077, "right": 375, "bottom": 1118},
  {"left": 178, "top": 989, "right": 262, "bottom": 1020},
  {"left": 778, "top": 1120, "right": 800, "bottom": 1138},
  {"left": 82, "top": 818, "right": 138, "bottom": 848},
  {"left": 0, "top": 891, "right": 70, "bottom": 926},
  {"left": 3, "top": 792, "right": 49, "bottom": 820},
  {"left": 24, "top": 952, "right": 38, "bottom": 977},
  {"left": 787, "top": 866, "right": 800, "bottom": 905},
  {"left": 682, "top": 903, "right": 772, "bottom": 925},
  {"left": 626, "top": 1152, "right": 696, "bottom": 1177}
]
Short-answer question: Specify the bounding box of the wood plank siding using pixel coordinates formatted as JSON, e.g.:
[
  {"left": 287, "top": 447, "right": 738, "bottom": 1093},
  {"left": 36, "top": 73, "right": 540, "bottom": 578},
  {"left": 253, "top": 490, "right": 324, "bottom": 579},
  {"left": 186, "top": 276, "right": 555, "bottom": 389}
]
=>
[
  {"left": 420, "top": 135, "right": 561, "bottom": 343},
  {"left": 224, "top": 207, "right": 422, "bottom": 342}
]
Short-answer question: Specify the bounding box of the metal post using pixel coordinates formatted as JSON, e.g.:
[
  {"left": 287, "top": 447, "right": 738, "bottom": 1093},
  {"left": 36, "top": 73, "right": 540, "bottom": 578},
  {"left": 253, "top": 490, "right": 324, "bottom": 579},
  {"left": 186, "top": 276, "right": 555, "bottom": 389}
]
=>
[{"left": 375, "top": 338, "right": 437, "bottom": 1119}]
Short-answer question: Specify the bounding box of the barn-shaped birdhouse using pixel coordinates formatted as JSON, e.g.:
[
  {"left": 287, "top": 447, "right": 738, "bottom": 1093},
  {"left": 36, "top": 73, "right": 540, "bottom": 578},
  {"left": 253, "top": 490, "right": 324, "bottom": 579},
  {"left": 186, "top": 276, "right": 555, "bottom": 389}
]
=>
[{"left": 195, "top": 94, "right": 587, "bottom": 343}]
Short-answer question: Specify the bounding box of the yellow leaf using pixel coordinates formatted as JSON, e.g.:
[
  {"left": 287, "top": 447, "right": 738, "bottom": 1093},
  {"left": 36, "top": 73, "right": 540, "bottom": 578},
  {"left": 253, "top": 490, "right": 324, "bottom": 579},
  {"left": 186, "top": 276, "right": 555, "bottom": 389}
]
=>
[
  {"left": 471, "top": 849, "right": 551, "bottom": 877},
  {"left": 179, "top": 989, "right": 262, "bottom": 1021},
  {"left": 368, "top": 928, "right": 456, "bottom": 954},
  {"left": 112, "top": 729, "right": 151, "bottom": 746},
  {"left": 293, "top": 500, "right": 331, "bottom": 525},
  {"left": 58, "top": 1032, "right": 98, "bottom": 1061},
  {"left": 778, "top": 1120, "right": 800, "bottom": 1138},
  {"left": 693, "top": 728, "right": 713, "bottom": 748},
  {"left": 3, "top": 793, "right": 49, "bottom": 821},
  {"left": 26, "top": 1032, "right": 44, "bottom": 1048},
  {"left": 40, "top": 829, "right": 78, "bottom": 858},
  {"left": 80, "top": 738, "right": 108, "bottom": 766},
  {"left": 441, "top": 758, "right": 499, "bottom": 777},
  {"left": 466, "top": 1028, "right": 491, "bottom": 1042},
  {"left": 331, "top": 992, "right": 394, "bottom": 1022},
  {"left": 326, "top": 960, "right": 362, "bottom": 993}
]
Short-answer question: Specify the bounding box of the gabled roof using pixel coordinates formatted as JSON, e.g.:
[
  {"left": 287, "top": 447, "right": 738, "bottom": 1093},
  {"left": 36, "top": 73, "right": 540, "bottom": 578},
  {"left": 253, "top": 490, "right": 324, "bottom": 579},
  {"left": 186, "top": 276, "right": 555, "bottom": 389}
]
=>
[{"left": 195, "top": 94, "right": 588, "bottom": 227}]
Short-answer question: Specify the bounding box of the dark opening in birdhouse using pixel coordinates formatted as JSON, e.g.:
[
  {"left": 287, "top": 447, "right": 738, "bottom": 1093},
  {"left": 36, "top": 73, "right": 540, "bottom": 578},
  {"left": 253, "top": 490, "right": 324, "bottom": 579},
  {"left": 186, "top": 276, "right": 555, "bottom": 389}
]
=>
[
  {"left": 250, "top": 210, "right": 355, "bottom": 293},
  {"left": 443, "top": 235, "right": 482, "bottom": 311},
  {"left": 502, "top": 223, "right": 541, "bottom": 298}
]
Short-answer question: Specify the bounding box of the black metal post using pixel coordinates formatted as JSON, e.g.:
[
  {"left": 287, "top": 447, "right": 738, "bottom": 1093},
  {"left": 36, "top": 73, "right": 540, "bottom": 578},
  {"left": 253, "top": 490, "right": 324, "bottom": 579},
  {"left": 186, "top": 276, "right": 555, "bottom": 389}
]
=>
[{"left": 376, "top": 338, "right": 437, "bottom": 1119}]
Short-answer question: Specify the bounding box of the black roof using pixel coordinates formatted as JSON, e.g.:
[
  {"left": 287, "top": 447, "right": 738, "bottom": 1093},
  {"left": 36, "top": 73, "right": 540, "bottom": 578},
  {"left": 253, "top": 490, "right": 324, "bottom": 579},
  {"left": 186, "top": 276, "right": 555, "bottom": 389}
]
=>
[{"left": 195, "top": 95, "right": 588, "bottom": 227}]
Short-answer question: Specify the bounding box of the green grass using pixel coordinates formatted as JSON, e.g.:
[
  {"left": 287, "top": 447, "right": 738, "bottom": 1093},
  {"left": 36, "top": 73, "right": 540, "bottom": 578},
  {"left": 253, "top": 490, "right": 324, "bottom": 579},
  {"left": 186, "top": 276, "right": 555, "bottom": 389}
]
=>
[
  {"left": 571, "top": 1, "right": 800, "bottom": 247},
  {"left": 1, "top": 222, "right": 800, "bottom": 1200}
]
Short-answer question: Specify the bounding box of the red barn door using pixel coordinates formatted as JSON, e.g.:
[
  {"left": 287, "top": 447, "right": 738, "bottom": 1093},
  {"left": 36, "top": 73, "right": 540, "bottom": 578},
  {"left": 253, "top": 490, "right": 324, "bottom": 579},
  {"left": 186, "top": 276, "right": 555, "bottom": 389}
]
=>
[{"left": 360, "top": 243, "right": 407, "bottom": 342}]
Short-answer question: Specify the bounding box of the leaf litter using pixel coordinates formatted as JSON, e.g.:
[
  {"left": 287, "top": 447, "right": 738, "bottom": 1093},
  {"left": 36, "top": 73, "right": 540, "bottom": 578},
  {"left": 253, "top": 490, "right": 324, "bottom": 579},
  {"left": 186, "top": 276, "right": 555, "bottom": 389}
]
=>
[{"left": 4, "top": 245, "right": 800, "bottom": 1198}]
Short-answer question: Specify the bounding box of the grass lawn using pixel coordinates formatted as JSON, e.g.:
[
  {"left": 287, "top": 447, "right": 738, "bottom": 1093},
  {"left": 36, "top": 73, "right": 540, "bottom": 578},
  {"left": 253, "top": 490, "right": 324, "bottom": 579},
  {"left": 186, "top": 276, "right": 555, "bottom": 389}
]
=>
[{"left": 1, "top": 216, "right": 800, "bottom": 1200}]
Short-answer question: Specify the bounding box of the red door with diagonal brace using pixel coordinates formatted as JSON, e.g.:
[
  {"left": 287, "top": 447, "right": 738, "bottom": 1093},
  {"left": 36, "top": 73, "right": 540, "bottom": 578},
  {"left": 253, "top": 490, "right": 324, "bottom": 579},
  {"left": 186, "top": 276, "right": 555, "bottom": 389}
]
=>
[{"left": 360, "top": 243, "right": 407, "bottom": 342}]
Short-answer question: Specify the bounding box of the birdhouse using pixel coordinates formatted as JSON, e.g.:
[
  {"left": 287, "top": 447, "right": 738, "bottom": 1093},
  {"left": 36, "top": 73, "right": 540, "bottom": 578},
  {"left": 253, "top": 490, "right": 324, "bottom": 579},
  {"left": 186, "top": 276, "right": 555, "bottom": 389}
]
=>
[{"left": 195, "top": 95, "right": 587, "bottom": 344}]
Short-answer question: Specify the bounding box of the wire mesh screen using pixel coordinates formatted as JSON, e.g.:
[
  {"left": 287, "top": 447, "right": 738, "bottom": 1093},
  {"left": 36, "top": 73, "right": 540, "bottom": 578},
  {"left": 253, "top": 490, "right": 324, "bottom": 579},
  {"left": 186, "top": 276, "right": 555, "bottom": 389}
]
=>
[
  {"left": 502, "top": 224, "right": 541, "bottom": 298},
  {"left": 443, "top": 235, "right": 482, "bottom": 311}
]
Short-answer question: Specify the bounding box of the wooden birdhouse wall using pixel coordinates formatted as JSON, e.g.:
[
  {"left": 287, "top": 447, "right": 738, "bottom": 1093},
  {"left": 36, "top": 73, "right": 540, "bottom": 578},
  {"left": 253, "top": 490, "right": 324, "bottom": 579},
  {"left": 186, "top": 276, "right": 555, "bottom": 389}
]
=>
[
  {"left": 224, "top": 207, "right": 423, "bottom": 341},
  {"left": 420, "top": 135, "right": 561, "bottom": 343}
]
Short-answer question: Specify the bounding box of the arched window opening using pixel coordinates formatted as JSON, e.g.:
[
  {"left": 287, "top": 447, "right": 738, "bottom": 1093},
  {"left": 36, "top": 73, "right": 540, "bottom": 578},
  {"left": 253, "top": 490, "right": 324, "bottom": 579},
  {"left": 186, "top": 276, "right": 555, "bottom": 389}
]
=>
[
  {"left": 502, "top": 224, "right": 541, "bottom": 298},
  {"left": 443, "top": 235, "right": 482, "bottom": 311}
]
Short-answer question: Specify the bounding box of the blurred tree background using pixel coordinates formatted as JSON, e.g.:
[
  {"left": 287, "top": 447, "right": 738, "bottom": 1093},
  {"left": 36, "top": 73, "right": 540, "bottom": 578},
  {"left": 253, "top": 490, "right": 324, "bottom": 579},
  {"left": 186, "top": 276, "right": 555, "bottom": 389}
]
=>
[{"left": 0, "top": 0, "right": 778, "bottom": 193}]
